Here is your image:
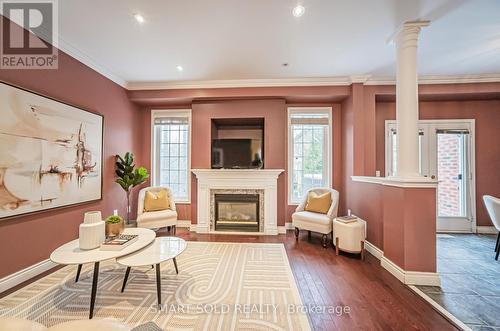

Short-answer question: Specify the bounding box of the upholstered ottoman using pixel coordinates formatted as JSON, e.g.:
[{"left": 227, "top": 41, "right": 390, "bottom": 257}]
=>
[{"left": 332, "top": 217, "right": 366, "bottom": 259}]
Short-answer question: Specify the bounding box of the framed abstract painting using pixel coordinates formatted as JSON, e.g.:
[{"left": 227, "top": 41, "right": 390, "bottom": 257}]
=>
[{"left": 0, "top": 82, "right": 103, "bottom": 220}]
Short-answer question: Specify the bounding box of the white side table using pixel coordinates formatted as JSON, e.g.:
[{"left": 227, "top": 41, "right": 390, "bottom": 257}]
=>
[
  {"left": 332, "top": 217, "right": 367, "bottom": 259},
  {"left": 116, "top": 237, "right": 187, "bottom": 306}
]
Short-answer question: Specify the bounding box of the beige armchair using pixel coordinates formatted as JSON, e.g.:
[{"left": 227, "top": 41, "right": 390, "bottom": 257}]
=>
[
  {"left": 292, "top": 187, "right": 339, "bottom": 247},
  {"left": 136, "top": 186, "right": 178, "bottom": 233}
]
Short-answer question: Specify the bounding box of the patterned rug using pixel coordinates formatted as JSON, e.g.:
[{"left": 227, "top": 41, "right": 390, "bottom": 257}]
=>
[{"left": 0, "top": 242, "right": 310, "bottom": 330}]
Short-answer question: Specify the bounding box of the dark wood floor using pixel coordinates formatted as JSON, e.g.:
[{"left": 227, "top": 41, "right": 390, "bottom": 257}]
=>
[
  {"left": 1, "top": 228, "right": 458, "bottom": 331},
  {"left": 161, "top": 228, "right": 457, "bottom": 331}
]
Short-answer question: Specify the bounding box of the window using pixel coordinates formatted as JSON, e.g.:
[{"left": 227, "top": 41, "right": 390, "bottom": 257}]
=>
[
  {"left": 152, "top": 110, "right": 191, "bottom": 203},
  {"left": 288, "top": 108, "right": 332, "bottom": 204}
]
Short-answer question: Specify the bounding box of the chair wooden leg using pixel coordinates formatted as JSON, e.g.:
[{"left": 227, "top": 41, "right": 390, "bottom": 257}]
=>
[
  {"left": 361, "top": 241, "right": 365, "bottom": 261},
  {"left": 294, "top": 227, "right": 299, "bottom": 241},
  {"left": 173, "top": 225, "right": 176, "bottom": 235},
  {"left": 335, "top": 237, "right": 339, "bottom": 256},
  {"left": 308, "top": 231, "right": 312, "bottom": 240},
  {"left": 322, "top": 234, "right": 327, "bottom": 248}
]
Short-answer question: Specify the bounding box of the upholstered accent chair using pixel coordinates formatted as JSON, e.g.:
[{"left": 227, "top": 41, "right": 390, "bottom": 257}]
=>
[
  {"left": 137, "top": 186, "right": 178, "bottom": 233},
  {"left": 292, "top": 187, "right": 339, "bottom": 248},
  {"left": 483, "top": 195, "right": 500, "bottom": 260}
]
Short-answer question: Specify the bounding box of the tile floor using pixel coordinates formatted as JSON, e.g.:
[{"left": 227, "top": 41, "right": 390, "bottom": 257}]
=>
[{"left": 417, "top": 233, "right": 500, "bottom": 331}]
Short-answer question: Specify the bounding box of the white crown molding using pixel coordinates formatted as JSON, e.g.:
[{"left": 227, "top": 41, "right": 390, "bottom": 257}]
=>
[
  {"left": 365, "top": 73, "right": 500, "bottom": 85},
  {"left": 57, "top": 38, "right": 127, "bottom": 87},
  {"left": 0, "top": 259, "right": 57, "bottom": 293},
  {"left": 126, "top": 77, "right": 355, "bottom": 90}
]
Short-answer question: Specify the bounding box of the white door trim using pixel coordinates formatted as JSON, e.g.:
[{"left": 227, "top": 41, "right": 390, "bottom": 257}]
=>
[{"left": 385, "top": 119, "right": 476, "bottom": 233}]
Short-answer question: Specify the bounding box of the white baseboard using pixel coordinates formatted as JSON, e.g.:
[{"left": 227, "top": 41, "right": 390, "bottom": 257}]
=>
[
  {"left": 364, "top": 240, "right": 384, "bottom": 260},
  {"left": 477, "top": 226, "right": 498, "bottom": 234},
  {"left": 0, "top": 259, "right": 57, "bottom": 293},
  {"left": 278, "top": 223, "right": 294, "bottom": 234},
  {"left": 381, "top": 256, "right": 441, "bottom": 286},
  {"left": 177, "top": 220, "right": 191, "bottom": 228}
]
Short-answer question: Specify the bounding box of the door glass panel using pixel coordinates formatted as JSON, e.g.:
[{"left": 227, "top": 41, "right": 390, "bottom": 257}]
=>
[{"left": 437, "top": 133, "right": 466, "bottom": 217}]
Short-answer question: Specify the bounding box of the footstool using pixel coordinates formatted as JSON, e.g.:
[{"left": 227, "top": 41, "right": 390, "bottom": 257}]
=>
[{"left": 333, "top": 217, "right": 366, "bottom": 259}]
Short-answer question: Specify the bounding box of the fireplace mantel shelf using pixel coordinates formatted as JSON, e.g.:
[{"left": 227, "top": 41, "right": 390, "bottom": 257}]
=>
[
  {"left": 192, "top": 169, "right": 284, "bottom": 180},
  {"left": 192, "top": 169, "right": 284, "bottom": 235}
]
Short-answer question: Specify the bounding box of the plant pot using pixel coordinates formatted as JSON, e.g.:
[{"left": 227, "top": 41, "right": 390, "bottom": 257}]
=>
[{"left": 105, "top": 221, "right": 124, "bottom": 237}]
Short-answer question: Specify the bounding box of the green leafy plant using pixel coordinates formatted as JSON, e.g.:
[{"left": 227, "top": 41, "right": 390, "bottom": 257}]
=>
[
  {"left": 105, "top": 215, "right": 123, "bottom": 224},
  {"left": 115, "top": 152, "right": 149, "bottom": 223}
]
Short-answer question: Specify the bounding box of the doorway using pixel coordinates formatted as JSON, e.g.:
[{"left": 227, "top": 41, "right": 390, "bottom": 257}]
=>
[{"left": 385, "top": 120, "right": 476, "bottom": 233}]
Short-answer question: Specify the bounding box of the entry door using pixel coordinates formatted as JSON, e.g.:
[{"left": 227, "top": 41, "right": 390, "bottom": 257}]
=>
[{"left": 385, "top": 120, "right": 475, "bottom": 233}]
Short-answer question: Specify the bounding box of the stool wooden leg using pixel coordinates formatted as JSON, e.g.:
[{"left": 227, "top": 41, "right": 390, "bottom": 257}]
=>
[
  {"left": 294, "top": 227, "right": 299, "bottom": 240},
  {"left": 335, "top": 237, "right": 339, "bottom": 256},
  {"left": 361, "top": 241, "right": 365, "bottom": 261}
]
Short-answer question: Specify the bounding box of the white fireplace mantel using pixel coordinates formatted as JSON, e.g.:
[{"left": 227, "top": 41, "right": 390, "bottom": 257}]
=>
[{"left": 192, "top": 169, "right": 284, "bottom": 235}]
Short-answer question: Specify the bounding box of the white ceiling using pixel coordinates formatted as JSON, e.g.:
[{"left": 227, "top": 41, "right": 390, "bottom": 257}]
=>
[{"left": 57, "top": 0, "right": 500, "bottom": 87}]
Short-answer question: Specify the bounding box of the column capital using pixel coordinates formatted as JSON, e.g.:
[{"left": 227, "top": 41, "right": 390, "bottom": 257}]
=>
[{"left": 388, "top": 20, "right": 430, "bottom": 47}]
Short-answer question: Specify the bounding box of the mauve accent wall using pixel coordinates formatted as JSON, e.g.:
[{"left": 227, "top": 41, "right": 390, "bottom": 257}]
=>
[
  {"left": 0, "top": 52, "right": 142, "bottom": 278},
  {"left": 375, "top": 100, "right": 500, "bottom": 226},
  {"left": 190, "top": 99, "right": 287, "bottom": 225}
]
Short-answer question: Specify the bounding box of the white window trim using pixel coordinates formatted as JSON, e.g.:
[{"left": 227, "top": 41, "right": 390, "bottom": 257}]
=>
[
  {"left": 151, "top": 109, "right": 192, "bottom": 204},
  {"left": 287, "top": 107, "right": 332, "bottom": 205}
]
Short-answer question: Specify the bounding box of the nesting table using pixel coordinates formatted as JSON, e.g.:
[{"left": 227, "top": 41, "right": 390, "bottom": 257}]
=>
[
  {"left": 116, "top": 237, "right": 187, "bottom": 306},
  {"left": 50, "top": 228, "right": 156, "bottom": 319}
]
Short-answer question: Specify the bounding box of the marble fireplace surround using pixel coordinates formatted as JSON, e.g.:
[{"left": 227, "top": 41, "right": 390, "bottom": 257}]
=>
[
  {"left": 210, "top": 189, "right": 265, "bottom": 232},
  {"left": 192, "top": 169, "right": 284, "bottom": 235}
]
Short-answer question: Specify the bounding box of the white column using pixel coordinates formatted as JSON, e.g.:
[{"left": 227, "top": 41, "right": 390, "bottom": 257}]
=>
[{"left": 394, "top": 21, "right": 429, "bottom": 178}]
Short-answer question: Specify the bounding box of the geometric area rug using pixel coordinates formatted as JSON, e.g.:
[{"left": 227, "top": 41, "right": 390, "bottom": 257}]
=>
[{"left": 0, "top": 242, "right": 311, "bottom": 330}]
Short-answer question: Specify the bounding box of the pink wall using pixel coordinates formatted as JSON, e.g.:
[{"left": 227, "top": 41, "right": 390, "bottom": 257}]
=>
[
  {"left": 0, "top": 50, "right": 142, "bottom": 277},
  {"left": 375, "top": 100, "right": 500, "bottom": 226},
  {"left": 190, "top": 99, "right": 287, "bottom": 225}
]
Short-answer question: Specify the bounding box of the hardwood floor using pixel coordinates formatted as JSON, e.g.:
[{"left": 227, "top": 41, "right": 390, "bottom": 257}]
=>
[
  {"left": 1, "top": 228, "right": 458, "bottom": 330},
  {"left": 159, "top": 228, "right": 458, "bottom": 331}
]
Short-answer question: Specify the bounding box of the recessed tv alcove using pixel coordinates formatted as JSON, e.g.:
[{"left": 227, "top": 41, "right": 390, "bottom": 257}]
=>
[{"left": 211, "top": 118, "right": 264, "bottom": 169}]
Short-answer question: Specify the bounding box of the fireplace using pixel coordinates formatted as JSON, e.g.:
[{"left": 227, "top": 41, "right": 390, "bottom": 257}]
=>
[{"left": 214, "top": 194, "right": 260, "bottom": 232}]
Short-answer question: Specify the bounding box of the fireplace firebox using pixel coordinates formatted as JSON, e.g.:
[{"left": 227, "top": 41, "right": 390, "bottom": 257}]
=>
[{"left": 214, "top": 194, "right": 260, "bottom": 232}]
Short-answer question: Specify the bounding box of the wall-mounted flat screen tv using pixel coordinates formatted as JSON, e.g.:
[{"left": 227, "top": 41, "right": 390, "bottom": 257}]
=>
[{"left": 211, "top": 139, "right": 263, "bottom": 169}]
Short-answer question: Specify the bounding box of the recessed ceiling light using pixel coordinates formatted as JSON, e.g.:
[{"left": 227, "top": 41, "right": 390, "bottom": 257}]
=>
[
  {"left": 176, "top": 65, "right": 183, "bottom": 72},
  {"left": 134, "top": 13, "right": 145, "bottom": 23},
  {"left": 292, "top": 5, "right": 305, "bottom": 18}
]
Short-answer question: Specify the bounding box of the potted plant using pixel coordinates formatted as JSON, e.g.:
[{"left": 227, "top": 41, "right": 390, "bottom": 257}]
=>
[
  {"left": 105, "top": 215, "right": 124, "bottom": 237},
  {"left": 115, "top": 152, "right": 149, "bottom": 224}
]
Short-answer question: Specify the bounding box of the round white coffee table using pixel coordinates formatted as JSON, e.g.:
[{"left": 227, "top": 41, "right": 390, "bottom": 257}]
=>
[
  {"left": 116, "top": 237, "right": 187, "bottom": 306},
  {"left": 50, "top": 228, "right": 156, "bottom": 319}
]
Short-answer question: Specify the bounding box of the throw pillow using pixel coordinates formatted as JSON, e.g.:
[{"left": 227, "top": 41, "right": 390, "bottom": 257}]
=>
[
  {"left": 305, "top": 191, "right": 332, "bottom": 214},
  {"left": 144, "top": 189, "right": 170, "bottom": 212}
]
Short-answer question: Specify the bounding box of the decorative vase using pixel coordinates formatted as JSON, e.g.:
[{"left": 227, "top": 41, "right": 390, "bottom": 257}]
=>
[
  {"left": 105, "top": 221, "right": 124, "bottom": 237},
  {"left": 79, "top": 211, "right": 105, "bottom": 250},
  {"left": 84, "top": 211, "right": 102, "bottom": 224}
]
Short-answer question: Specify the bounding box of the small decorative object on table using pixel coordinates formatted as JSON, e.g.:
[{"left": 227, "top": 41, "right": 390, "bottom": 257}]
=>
[
  {"left": 79, "top": 211, "right": 105, "bottom": 250},
  {"left": 337, "top": 215, "right": 358, "bottom": 223},
  {"left": 105, "top": 215, "right": 124, "bottom": 237},
  {"left": 100, "top": 234, "right": 138, "bottom": 251}
]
